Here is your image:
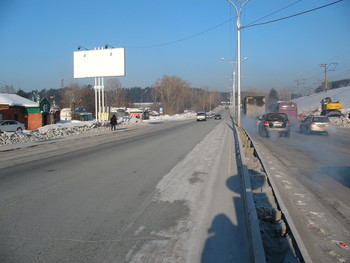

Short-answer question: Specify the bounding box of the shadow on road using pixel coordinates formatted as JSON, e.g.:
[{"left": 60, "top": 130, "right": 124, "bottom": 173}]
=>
[
  {"left": 201, "top": 173, "right": 251, "bottom": 263},
  {"left": 201, "top": 213, "right": 238, "bottom": 263},
  {"left": 320, "top": 166, "right": 350, "bottom": 188}
]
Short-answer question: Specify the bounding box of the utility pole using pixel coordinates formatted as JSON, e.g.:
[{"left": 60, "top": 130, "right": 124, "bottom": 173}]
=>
[
  {"left": 319, "top": 63, "right": 337, "bottom": 92},
  {"left": 294, "top": 79, "right": 305, "bottom": 97},
  {"left": 320, "top": 64, "right": 327, "bottom": 92}
]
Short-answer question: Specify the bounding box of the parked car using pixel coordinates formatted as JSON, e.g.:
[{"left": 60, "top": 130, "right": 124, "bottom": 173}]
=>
[
  {"left": 0, "top": 120, "right": 25, "bottom": 133},
  {"left": 214, "top": 114, "right": 222, "bottom": 120},
  {"left": 258, "top": 113, "right": 290, "bottom": 137},
  {"left": 196, "top": 111, "right": 207, "bottom": 121},
  {"left": 299, "top": 116, "right": 330, "bottom": 135}
]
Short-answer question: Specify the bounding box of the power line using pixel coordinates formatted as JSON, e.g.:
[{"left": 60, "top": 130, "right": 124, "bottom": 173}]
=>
[
  {"left": 125, "top": 17, "right": 236, "bottom": 49},
  {"left": 244, "top": 0, "right": 303, "bottom": 27},
  {"left": 124, "top": 0, "right": 342, "bottom": 49},
  {"left": 242, "top": 0, "right": 343, "bottom": 29}
]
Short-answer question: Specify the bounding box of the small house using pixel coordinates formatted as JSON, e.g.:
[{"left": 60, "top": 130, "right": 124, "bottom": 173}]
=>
[{"left": 0, "top": 93, "right": 44, "bottom": 130}]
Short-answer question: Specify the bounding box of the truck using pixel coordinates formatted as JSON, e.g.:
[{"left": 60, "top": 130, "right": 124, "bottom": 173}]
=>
[
  {"left": 196, "top": 111, "right": 207, "bottom": 121},
  {"left": 320, "top": 97, "right": 343, "bottom": 117},
  {"left": 243, "top": 96, "right": 266, "bottom": 117}
]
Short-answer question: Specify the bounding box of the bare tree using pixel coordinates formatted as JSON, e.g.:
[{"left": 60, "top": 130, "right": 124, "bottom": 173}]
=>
[
  {"left": 278, "top": 88, "right": 291, "bottom": 101},
  {"left": 79, "top": 85, "right": 94, "bottom": 113},
  {"left": 0, "top": 85, "right": 16, "bottom": 94},
  {"left": 105, "top": 79, "right": 121, "bottom": 106},
  {"left": 152, "top": 75, "right": 222, "bottom": 114},
  {"left": 60, "top": 84, "right": 85, "bottom": 119},
  {"left": 153, "top": 75, "right": 191, "bottom": 115},
  {"left": 105, "top": 79, "right": 131, "bottom": 107}
]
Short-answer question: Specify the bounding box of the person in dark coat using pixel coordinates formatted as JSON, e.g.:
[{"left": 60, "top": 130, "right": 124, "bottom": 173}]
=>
[{"left": 110, "top": 114, "right": 117, "bottom": 130}]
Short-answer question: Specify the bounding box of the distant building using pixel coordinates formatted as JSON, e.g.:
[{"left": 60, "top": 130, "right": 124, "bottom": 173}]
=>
[{"left": 127, "top": 108, "right": 150, "bottom": 120}]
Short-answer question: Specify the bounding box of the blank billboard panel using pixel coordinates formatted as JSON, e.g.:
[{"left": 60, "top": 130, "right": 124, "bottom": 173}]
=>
[{"left": 74, "top": 48, "right": 125, "bottom": 78}]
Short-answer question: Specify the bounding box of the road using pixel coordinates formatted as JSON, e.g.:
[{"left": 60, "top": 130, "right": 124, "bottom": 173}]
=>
[
  {"left": 245, "top": 121, "right": 350, "bottom": 263},
  {"left": 0, "top": 114, "right": 251, "bottom": 263}
]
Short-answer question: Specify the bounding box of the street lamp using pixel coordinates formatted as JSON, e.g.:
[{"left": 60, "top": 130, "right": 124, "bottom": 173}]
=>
[
  {"left": 104, "top": 44, "right": 115, "bottom": 49},
  {"left": 227, "top": 0, "right": 250, "bottom": 126},
  {"left": 220, "top": 57, "right": 248, "bottom": 121},
  {"left": 77, "top": 45, "right": 89, "bottom": 50}
]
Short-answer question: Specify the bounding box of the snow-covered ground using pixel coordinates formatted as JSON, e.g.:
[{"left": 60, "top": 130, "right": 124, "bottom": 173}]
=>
[
  {"left": 0, "top": 112, "right": 197, "bottom": 148},
  {"left": 292, "top": 86, "right": 350, "bottom": 128}
]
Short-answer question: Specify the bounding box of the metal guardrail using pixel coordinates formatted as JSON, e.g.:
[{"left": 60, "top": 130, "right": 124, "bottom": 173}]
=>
[
  {"left": 232, "top": 122, "right": 267, "bottom": 263},
  {"left": 235, "top": 124, "right": 313, "bottom": 263}
]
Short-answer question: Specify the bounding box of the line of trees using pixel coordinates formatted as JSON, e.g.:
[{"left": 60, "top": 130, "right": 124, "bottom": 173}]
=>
[
  {"left": 1, "top": 75, "right": 223, "bottom": 115},
  {"left": 152, "top": 75, "right": 221, "bottom": 115}
]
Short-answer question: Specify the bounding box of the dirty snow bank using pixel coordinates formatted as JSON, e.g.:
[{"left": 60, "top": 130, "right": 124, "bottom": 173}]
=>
[
  {"left": 293, "top": 86, "right": 350, "bottom": 128},
  {"left": 0, "top": 113, "right": 196, "bottom": 148}
]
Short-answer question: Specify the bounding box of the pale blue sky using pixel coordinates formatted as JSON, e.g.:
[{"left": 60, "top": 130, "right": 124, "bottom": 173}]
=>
[{"left": 0, "top": 0, "right": 349, "bottom": 93}]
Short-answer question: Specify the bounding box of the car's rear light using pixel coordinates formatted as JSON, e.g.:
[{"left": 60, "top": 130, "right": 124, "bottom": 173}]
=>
[
  {"left": 310, "top": 122, "right": 315, "bottom": 125},
  {"left": 264, "top": 121, "right": 269, "bottom": 126},
  {"left": 287, "top": 121, "right": 290, "bottom": 126}
]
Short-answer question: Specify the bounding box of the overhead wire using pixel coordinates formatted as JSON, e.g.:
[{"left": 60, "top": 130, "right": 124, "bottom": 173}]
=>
[
  {"left": 124, "top": 0, "right": 343, "bottom": 49},
  {"left": 125, "top": 17, "right": 236, "bottom": 49},
  {"left": 244, "top": 0, "right": 303, "bottom": 27},
  {"left": 242, "top": 0, "right": 343, "bottom": 29}
]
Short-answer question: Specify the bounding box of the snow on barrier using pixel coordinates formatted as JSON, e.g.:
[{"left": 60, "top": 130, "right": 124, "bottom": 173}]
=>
[{"left": 236, "top": 124, "right": 312, "bottom": 263}]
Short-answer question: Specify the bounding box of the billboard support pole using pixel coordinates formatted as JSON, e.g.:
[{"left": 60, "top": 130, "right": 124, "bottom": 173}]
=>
[
  {"left": 97, "top": 77, "right": 100, "bottom": 122},
  {"left": 98, "top": 77, "right": 102, "bottom": 121},
  {"left": 102, "top": 76, "right": 105, "bottom": 119},
  {"left": 94, "top": 77, "right": 98, "bottom": 122}
]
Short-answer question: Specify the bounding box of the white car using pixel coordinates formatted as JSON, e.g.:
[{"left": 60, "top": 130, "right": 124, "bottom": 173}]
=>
[
  {"left": 0, "top": 120, "right": 25, "bottom": 133},
  {"left": 299, "top": 116, "right": 330, "bottom": 135}
]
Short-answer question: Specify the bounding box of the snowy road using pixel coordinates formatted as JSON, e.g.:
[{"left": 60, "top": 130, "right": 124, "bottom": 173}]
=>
[
  {"left": 246, "top": 124, "right": 350, "bottom": 263},
  {"left": 0, "top": 114, "right": 250, "bottom": 262}
]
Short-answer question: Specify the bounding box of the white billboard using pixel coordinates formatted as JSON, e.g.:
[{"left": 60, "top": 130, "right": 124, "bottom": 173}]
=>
[{"left": 73, "top": 48, "right": 125, "bottom": 78}]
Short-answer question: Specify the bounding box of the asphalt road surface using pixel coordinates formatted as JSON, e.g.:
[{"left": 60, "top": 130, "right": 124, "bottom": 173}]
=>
[
  {"left": 0, "top": 115, "right": 251, "bottom": 263},
  {"left": 245, "top": 120, "right": 350, "bottom": 263}
]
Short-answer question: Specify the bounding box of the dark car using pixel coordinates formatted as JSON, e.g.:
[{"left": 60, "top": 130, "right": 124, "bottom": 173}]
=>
[
  {"left": 214, "top": 114, "right": 221, "bottom": 120},
  {"left": 258, "top": 113, "right": 290, "bottom": 137}
]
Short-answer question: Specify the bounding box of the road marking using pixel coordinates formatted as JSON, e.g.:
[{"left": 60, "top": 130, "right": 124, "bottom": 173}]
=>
[
  {"left": 310, "top": 212, "right": 325, "bottom": 219},
  {"left": 296, "top": 200, "right": 307, "bottom": 206},
  {"left": 282, "top": 180, "right": 291, "bottom": 185}
]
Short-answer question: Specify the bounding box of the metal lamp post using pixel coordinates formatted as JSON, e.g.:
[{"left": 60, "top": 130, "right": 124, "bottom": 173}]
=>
[
  {"left": 221, "top": 57, "right": 248, "bottom": 122},
  {"left": 227, "top": 0, "right": 250, "bottom": 126}
]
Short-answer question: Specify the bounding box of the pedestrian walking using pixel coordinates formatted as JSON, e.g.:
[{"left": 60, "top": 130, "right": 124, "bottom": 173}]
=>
[{"left": 110, "top": 114, "right": 117, "bottom": 130}]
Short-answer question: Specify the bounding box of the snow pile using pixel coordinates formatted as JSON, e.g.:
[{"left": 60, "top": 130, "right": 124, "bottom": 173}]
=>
[
  {"left": 329, "top": 114, "right": 350, "bottom": 127},
  {"left": 293, "top": 86, "right": 350, "bottom": 128},
  {"left": 0, "top": 122, "right": 109, "bottom": 147},
  {"left": 146, "top": 112, "right": 197, "bottom": 122},
  {"left": 0, "top": 112, "right": 197, "bottom": 148}
]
